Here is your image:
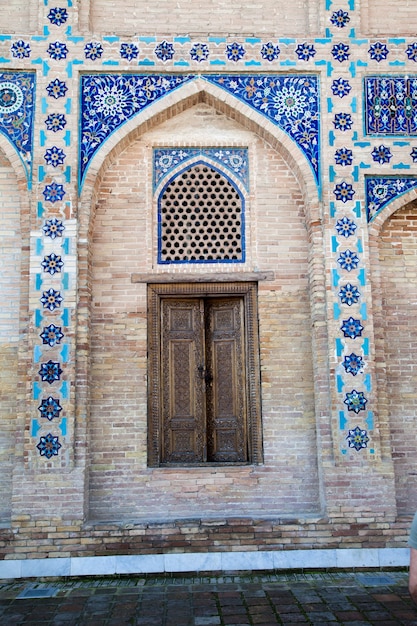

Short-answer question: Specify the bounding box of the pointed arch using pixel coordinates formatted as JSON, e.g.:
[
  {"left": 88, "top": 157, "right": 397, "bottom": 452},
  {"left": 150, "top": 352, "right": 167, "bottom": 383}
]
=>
[
  {"left": 368, "top": 187, "right": 417, "bottom": 239},
  {"left": 79, "top": 78, "right": 320, "bottom": 237},
  {"left": 368, "top": 194, "right": 417, "bottom": 463}
]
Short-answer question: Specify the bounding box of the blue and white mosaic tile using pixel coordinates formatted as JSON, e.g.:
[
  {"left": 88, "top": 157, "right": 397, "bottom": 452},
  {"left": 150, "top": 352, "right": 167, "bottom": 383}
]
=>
[
  {"left": 80, "top": 74, "right": 194, "bottom": 187},
  {"left": 153, "top": 148, "right": 249, "bottom": 191},
  {"left": 368, "top": 42, "right": 389, "bottom": 63},
  {"left": 44, "top": 146, "right": 66, "bottom": 168},
  {"left": 335, "top": 217, "right": 357, "bottom": 238},
  {"left": 366, "top": 176, "right": 417, "bottom": 221},
  {"left": 37, "top": 433, "right": 62, "bottom": 459},
  {"left": 42, "top": 218, "right": 65, "bottom": 239},
  {"left": 45, "top": 113, "right": 67, "bottom": 133},
  {"left": 11, "top": 40, "right": 31, "bottom": 59},
  {"left": 344, "top": 389, "right": 368, "bottom": 414},
  {"left": 40, "top": 288, "right": 63, "bottom": 312},
  {"left": 346, "top": 425, "right": 369, "bottom": 451},
  {"left": 47, "top": 41, "right": 69, "bottom": 61},
  {"left": 371, "top": 145, "right": 392, "bottom": 164},
  {"left": 330, "top": 9, "right": 350, "bottom": 28},
  {"left": 42, "top": 182, "right": 66, "bottom": 203},
  {"left": 341, "top": 317, "right": 364, "bottom": 340},
  {"left": 40, "top": 324, "right": 64, "bottom": 347},
  {"left": 38, "top": 360, "right": 63, "bottom": 385},
  {"left": 46, "top": 78, "right": 68, "bottom": 99},
  {"left": 0, "top": 72, "right": 35, "bottom": 181},
  {"left": 80, "top": 74, "right": 320, "bottom": 190},
  {"left": 339, "top": 283, "right": 361, "bottom": 307},
  {"left": 38, "top": 396, "right": 62, "bottom": 422},
  {"left": 203, "top": 75, "right": 320, "bottom": 186},
  {"left": 342, "top": 353, "right": 364, "bottom": 376},
  {"left": 365, "top": 76, "right": 417, "bottom": 135},
  {"left": 189, "top": 43, "right": 210, "bottom": 63},
  {"left": 47, "top": 7, "right": 68, "bottom": 27},
  {"left": 84, "top": 41, "right": 104, "bottom": 61},
  {"left": 41, "top": 253, "right": 64, "bottom": 275}
]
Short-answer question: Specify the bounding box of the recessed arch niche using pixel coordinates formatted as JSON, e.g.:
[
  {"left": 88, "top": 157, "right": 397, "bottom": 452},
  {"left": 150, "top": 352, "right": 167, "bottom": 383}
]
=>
[
  {"left": 372, "top": 200, "right": 417, "bottom": 514},
  {"left": 84, "top": 93, "right": 323, "bottom": 521}
]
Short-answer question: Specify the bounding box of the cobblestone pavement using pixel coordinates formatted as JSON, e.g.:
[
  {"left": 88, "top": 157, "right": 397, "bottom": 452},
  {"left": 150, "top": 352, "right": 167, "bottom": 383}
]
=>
[{"left": 0, "top": 570, "right": 416, "bottom": 625}]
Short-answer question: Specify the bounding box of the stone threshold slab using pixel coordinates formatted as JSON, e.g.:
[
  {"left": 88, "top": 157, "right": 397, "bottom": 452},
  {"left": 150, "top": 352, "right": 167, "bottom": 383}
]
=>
[{"left": 0, "top": 547, "right": 409, "bottom": 580}]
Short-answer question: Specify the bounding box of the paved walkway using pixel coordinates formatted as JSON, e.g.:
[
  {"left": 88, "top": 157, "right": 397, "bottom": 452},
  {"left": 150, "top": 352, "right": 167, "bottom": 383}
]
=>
[{"left": 0, "top": 570, "right": 416, "bottom": 625}]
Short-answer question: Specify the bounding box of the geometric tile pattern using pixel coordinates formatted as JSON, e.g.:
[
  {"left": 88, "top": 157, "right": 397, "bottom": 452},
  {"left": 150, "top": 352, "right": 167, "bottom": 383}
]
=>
[
  {"left": 365, "top": 76, "right": 417, "bottom": 135},
  {"left": 157, "top": 162, "right": 245, "bottom": 264},
  {"left": 32, "top": 4, "right": 71, "bottom": 462}
]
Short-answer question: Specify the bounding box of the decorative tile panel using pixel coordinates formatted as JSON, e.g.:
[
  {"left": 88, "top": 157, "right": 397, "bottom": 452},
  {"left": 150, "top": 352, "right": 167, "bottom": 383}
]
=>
[
  {"left": 365, "top": 76, "right": 417, "bottom": 135},
  {"left": 80, "top": 74, "right": 195, "bottom": 187},
  {"left": 80, "top": 74, "right": 320, "bottom": 190},
  {"left": 366, "top": 176, "right": 417, "bottom": 221},
  {"left": 153, "top": 148, "right": 249, "bottom": 191},
  {"left": 203, "top": 75, "right": 320, "bottom": 186},
  {"left": 0, "top": 72, "right": 35, "bottom": 182}
]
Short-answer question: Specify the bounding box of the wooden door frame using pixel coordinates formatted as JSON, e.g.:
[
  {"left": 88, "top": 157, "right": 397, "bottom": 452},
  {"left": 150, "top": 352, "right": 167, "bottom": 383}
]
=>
[{"left": 147, "top": 282, "right": 263, "bottom": 467}]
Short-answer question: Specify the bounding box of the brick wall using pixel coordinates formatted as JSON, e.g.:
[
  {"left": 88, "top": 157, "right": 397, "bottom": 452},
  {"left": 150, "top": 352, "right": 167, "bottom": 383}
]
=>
[
  {"left": 0, "top": 152, "right": 20, "bottom": 523},
  {"left": 87, "top": 0, "right": 318, "bottom": 36},
  {"left": 364, "top": 0, "right": 417, "bottom": 35},
  {"left": 0, "top": 515, "right": 411, "bottom": 560},
  {"left": 0, "top": 0, "right": 31, "bottom": 34}
]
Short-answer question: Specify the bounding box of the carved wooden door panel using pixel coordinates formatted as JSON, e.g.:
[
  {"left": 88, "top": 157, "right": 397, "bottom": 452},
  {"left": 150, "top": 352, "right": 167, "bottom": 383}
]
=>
[
  {"left": 161, "top": 296, "right": 247, "bottom": 463},
  {"left": 205, "top": 298, "right": 247, "bottom": 462},
  {"left": 161, "top": 299, "right": 205, "bottom": 463}
]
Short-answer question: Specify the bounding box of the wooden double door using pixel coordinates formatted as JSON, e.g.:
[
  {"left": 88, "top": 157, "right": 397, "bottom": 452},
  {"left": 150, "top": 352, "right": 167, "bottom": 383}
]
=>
[
  {"left": 147, "top": 282, "right": 262, "bottom": 467},
  {"left": 161, "top": 296, "right": 247, "bottom": 464}
]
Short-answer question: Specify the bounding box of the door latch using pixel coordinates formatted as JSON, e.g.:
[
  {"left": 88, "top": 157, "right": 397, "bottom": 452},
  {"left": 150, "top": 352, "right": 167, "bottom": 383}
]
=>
[{"left": 198, "top": 365, "right": 213, "bottom": 386}]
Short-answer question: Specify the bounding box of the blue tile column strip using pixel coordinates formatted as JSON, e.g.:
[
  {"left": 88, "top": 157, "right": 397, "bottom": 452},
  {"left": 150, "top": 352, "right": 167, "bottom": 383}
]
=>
[
  {"left": 325, "top": 0, "right": 371, "bottom": 455},
  {"left": 30, "top": 0, "right": 79, "bottom": 464}
]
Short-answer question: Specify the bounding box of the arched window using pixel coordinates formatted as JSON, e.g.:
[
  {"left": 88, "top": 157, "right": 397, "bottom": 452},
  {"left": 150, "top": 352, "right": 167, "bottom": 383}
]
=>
[{"left": 158, "top": 163, "right": 245, "bottom": 264}]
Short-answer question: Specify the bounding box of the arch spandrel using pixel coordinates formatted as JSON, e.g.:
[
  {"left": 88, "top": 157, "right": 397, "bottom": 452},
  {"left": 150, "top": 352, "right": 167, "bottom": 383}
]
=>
[
  {"left": 0, "top": 72, "right": 36, "bottom": 187},
  {"left": 79, "top": 77, "right": 321, "bottom": 238}
]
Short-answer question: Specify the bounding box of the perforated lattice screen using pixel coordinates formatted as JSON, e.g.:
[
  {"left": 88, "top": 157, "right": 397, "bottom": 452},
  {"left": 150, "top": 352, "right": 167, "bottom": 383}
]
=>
[{"left": 158, "top": 164, "right": 244, "bottom": 263}]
